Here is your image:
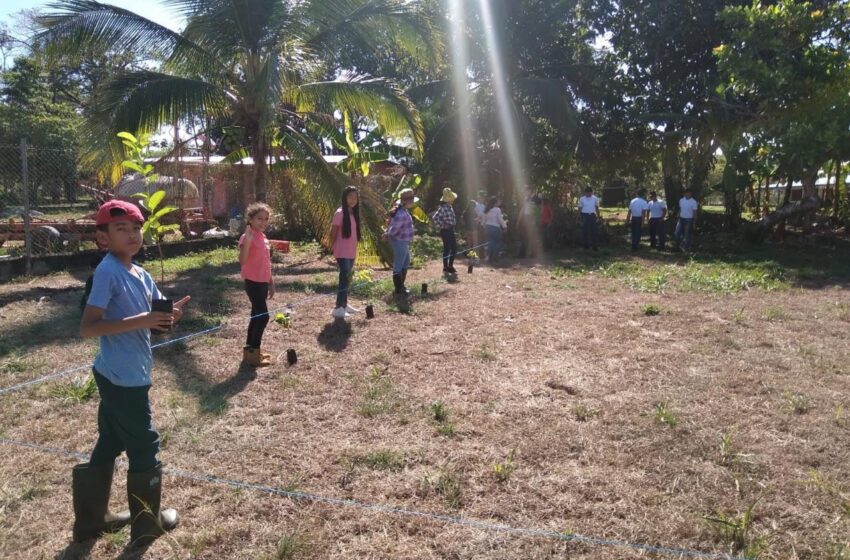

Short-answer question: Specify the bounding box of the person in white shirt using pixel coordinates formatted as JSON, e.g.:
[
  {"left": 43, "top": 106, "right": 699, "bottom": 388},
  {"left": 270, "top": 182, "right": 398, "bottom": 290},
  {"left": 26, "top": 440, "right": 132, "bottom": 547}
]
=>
[
  {"left": 626, "top": 188, "right": 649, "bottom": 252},
  {"left": 674, "top": 188, "right": 700, "bottom": 252},
  {"left": 474, "top": 190, "right": 487, "bottom": 258},
  {"left": 482, "top": 196, "right": 508, "bottom": 263},
  {"left": 577, "top": 187, "right": 600, "bottom": 251},
  {"left": 647, "top": 191, "right": 668, "bottom": 250}
]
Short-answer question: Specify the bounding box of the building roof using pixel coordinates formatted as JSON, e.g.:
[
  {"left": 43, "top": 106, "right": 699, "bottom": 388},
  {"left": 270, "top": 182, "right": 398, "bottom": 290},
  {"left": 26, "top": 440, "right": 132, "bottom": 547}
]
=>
[
  {"left": 768, "top": 175, "right": 850, "bottom": 189},
  {"left": 147, "top": 154, "right": 353, "bottom": 166}
]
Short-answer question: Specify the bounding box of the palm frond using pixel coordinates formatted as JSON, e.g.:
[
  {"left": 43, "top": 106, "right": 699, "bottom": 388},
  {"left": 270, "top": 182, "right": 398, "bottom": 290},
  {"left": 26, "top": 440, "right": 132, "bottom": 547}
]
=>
[
  {"left": 305, "top": 118, "right": 348, "bottom": 152},
  {"left": 293, "top": 73, "right": 424, "bottom": 155},
  {"left": 337, "top": 151, "right": 391, "bottom": 174},
  {"left": 93, "top": 70, "right": 228, "bottom": 133},
  {"left": 178, "top": 0, "right": 294, "bottom": 60},
  {"left": 301, "top": 0, "right": 440, "bottom": 66},
  {"left": 36, "top": 0, "right": 213, "bottom": 71},
  {"left": 513, "top": 77, "right": 580, "bottom": 144}
]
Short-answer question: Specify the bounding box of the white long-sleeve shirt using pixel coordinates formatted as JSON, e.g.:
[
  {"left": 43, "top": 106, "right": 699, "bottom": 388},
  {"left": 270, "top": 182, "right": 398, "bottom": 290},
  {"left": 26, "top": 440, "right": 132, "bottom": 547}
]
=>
[{"left": 482, "top": 207, "right": 507, "bottom": 228}]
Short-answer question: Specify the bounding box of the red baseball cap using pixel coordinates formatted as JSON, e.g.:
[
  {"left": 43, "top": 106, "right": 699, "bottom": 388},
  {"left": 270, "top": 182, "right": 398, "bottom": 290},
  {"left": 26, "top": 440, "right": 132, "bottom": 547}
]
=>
[{"left": 96, "top": 200, "right": 145, "bottom": 226}]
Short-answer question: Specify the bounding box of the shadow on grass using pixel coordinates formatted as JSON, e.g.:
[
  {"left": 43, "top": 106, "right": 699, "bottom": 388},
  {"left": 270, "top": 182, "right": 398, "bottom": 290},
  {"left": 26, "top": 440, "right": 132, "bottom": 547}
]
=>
[
  {"left": 317, "top": 319, "right": 352, "bottom": 352},
  {"left": 53, "top": 539, "right": 94, "bottom": 560},
  {"left": 1, "top": 301, "right": 84, "bottom": 358},
  {"left": 159, "top": 342, "right": 256, "bottom": 415}
]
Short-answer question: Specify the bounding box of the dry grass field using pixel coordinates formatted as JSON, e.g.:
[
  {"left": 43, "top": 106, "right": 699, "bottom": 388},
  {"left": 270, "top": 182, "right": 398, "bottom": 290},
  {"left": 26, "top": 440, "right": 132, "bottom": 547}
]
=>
[{"left": 1, "top": 238, "right": 848, "bottom": 560}]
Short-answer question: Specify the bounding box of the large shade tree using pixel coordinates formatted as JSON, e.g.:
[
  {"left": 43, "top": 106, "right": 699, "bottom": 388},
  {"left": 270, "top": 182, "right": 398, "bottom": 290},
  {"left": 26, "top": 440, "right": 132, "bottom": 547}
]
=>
[{"left": 36, "top": 0, "right": 438, "bottom": 252}]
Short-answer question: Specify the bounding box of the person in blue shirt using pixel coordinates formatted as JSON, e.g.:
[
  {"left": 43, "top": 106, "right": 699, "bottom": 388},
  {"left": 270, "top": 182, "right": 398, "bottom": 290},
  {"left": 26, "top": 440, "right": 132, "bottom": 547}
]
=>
[{"left": 76, "top": 200, "right": 190, "bottom": 547}]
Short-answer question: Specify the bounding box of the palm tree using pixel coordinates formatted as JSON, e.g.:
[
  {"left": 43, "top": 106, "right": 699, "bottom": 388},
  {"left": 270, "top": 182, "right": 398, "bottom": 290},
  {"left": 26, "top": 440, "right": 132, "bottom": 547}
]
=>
[{"left": 37, "top": 0, "right": 437, "bottom": 253}]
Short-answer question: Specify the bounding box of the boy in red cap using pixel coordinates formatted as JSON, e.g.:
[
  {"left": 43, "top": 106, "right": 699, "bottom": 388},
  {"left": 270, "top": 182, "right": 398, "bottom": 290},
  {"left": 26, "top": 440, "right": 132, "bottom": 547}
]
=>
[{"left": 75, "top": 200, "right": 190, "bottom": 547}]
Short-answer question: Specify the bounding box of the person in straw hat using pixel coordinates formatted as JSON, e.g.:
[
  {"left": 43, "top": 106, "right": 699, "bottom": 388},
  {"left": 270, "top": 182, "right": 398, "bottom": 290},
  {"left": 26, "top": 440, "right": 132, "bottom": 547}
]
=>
[
  {"left": 384, "top": 188, "right": 418, "bottom": 296},
  {"left": 431, "top": 186, "right": 459, "bottom": 274}
]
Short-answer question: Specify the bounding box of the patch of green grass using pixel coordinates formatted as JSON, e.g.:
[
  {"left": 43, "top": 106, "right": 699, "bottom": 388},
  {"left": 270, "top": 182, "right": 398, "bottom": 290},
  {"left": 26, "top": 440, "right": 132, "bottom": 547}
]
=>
[
  {"left": 703, "top": 500, "right": 766, "bottom": 558},
  {"left": 628, "top": 269, "right": 669, "bottom": 293},
  {"left": 436, "top": 422, "right": 456, "bottom": 437},
  {"left": 430, "top": 401, "right": 450, "bottom": 423},
  {"left": 49, "top": 374, "right": 97, "bottom": 403},
  {"left": 830, "top": 543, "right": 850, "bottom": 560},
  {"left": 550, "top": 265, "right": 591, "bottom": 279},
  {"left": 764, "top": 307, "right": 789, "bottom": 322},
  {"left": 573, "top": 404, "right": 601, "bottom": 422},
  {"left": 349, "top": 450, "right": 406, "bottom": 472},
  {"left": 350, "top": 277, "right": 394, "bottom": 300},
  {"left": 491, "top": 449, "right": 517, "bottom": 483},
  {"left": 594, "top": 257, "right": 787, "bottom": 295},
  {"left": 178, "top": 312, "right": 225, "bottom": 332},
  {"left": 653, "top": 400, "right": 678, "bottom": 428},
  {"left": 476, "top": 344, "right": 496, "bottom": 362},
  {"left": 783, "top": 391, "right": 811, "bottom": 415},
  {"left": 836, "top": 404, "right": 848, "bottom": 428},
  {"left": 160, "top": 247, "right": 239, "bottom": 276},
  {"left": 358, "top": 368, "right": 398, "bottom": 418},
  {"left": 264, "top": 532, "right": 309, "bottom": 560},
  {"left": 733, "top": 308, "right": 746, "bottom": 325},
  {"left": 429, "top": 400, "right": 456, "bottom": 437},
  {"left": 679, "top": 260, "right": 785, "bottom": 294},
  {"left": 641, "top": 303, "right": 661, "bottom": 316},
  {"left": 422, "top": 470, "right": 463, "bottom": 510},
  {"left": 101, "top": 527, "right": 129, "bottom": 549},
  {"left": 598, "top": 261, "right": 642, "bottom": 279},
  {"left": 717, "top": 431, "right": 753, "bottom": 467},
  {"left": 806, "top": 470, "right": 850, "bottom": 517},
  {"left": 0, "top": 351, "right": 42, "bottom": 375}
]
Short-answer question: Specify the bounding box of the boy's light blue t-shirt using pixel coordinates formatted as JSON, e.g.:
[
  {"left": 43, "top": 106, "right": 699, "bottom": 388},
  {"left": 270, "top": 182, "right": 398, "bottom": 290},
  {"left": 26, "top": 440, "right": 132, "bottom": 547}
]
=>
[{"left": 87, "top": 253, "right": 161, "bottom": 387}]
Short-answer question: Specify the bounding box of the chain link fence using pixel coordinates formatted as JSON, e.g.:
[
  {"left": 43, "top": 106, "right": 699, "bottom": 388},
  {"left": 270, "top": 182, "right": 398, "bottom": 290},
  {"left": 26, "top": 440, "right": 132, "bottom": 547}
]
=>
[{"left": 0, "top": 140, "right": 107, "bottom": 275}]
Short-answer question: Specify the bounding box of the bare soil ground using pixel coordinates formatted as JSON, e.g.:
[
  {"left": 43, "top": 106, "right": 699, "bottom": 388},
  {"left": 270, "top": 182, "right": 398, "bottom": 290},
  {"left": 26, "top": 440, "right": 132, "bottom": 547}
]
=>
[{"left": 1, "top": 243, "right": 849, "bottom": 560}]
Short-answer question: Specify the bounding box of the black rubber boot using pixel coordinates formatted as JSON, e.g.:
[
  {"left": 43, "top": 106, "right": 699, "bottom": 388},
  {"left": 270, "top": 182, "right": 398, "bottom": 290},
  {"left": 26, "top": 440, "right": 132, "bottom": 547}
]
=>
[
  {"left": 127, "top": 464, "right": 178, "bottom": 547},
  {"left": 392, "top": 274, "right": 404, "bottom": 295},
  {"left": 72, "top": 462, "right": 131, "bottom": 542},
  {"left": 400, "top": 269, "right": 411, "bottom": 295}
]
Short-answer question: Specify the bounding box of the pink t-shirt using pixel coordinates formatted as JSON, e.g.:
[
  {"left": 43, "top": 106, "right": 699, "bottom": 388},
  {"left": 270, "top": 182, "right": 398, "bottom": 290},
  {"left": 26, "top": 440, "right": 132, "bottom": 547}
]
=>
[
  {"left": 332, "top": 208, "right": 358, "bottom": 260},
  {"left": 239, "top": 229, "right": 272, "bottom": 282}
]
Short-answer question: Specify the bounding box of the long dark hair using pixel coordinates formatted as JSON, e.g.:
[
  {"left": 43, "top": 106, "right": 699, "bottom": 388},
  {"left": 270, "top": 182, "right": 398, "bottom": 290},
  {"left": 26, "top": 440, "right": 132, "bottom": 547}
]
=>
[
  {"left": 341, "top": 186, "right": 361, "bottom": 240},
  {"left": 484, "top": 196, "right": 499, "bottom": 214}
]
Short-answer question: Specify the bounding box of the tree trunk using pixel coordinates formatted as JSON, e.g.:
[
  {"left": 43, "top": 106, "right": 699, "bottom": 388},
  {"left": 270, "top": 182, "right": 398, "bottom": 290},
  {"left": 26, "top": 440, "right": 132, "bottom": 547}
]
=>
[
  {"left": 662, "top": 130, "right": 682, "bottom": 209},
  {"left": 759, "top": 196, "right": 820, "bottom": 231},
  {"left": 252, "top": 136, "right": 268, "bottom": 202},
  {"left": 834, "top": 160, "right": 843, "bottom": 218},
  {"left": 782, "top": 176, "right": 793, "bottom": 206}
]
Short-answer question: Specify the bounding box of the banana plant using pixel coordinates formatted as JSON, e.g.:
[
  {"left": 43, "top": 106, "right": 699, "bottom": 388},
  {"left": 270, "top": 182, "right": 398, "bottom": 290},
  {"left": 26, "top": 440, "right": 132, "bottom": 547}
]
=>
[{"left": 307, "top": 109, "right": 417, "bottom": 178}]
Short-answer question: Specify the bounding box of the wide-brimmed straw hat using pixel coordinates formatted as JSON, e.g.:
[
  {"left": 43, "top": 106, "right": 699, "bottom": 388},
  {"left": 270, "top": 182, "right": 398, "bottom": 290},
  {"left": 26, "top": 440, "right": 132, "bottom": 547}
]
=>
[{"left": 441, "top": 188, "right": 458, "bottom": 203}]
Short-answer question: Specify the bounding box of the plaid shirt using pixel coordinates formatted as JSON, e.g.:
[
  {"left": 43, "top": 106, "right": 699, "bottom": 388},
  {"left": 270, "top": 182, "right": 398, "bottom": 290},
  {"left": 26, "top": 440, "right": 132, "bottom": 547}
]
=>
[
  {"left": 431, "top": 203, "right": 456, "bottom": 230},
  {"left": 387, "top": 207, "right": 415, "bottom": 242}
]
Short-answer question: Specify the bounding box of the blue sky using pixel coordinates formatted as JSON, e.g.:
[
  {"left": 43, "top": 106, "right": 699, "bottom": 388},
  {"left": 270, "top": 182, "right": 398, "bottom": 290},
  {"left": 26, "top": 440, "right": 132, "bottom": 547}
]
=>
[{"left": 1, "top": 0, "right": 183, "bottom": 31}]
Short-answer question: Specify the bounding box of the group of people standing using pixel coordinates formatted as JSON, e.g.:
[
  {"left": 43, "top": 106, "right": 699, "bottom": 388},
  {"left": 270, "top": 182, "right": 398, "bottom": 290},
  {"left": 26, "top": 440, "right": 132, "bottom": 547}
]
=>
[
  {"left": 578, "top": 186, "right": 699, "bottom": 253},
  {"left": 237, "top": 185, "right": 703, "bottom": 369},
  {"left": 626, "top": 188, "right": 699, "bottom": 252}
]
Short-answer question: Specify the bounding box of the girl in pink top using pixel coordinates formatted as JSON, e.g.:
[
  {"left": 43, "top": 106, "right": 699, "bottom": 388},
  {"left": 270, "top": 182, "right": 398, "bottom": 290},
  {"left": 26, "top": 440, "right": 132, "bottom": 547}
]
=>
[
  {"left": 238, "top": 203, "right": 274, "bottom": 366},
  {"left": 330, "top": 186, "right": 361, "bottom": 319}
]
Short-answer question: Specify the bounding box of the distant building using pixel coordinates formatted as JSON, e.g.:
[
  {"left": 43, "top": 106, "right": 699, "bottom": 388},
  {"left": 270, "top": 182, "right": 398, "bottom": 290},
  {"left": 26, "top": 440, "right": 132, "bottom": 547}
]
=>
[{"left": 148, "top": 155, "right": 407, "bottom": 220}]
